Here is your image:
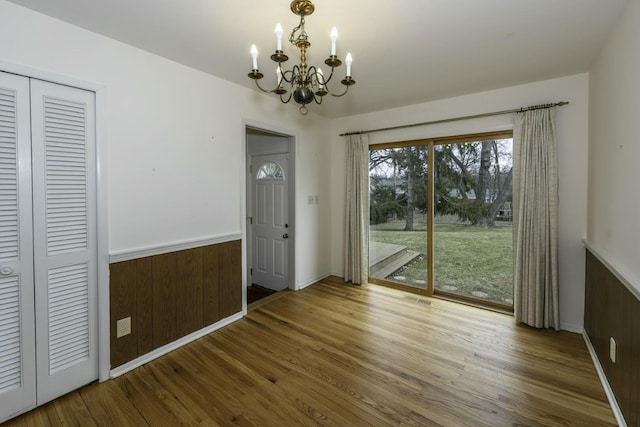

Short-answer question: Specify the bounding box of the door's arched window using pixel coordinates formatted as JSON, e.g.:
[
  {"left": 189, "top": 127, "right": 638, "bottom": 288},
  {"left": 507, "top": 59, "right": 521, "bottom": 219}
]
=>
[{"left": 256, "top": 161, "right": 285, "bottom": 180}]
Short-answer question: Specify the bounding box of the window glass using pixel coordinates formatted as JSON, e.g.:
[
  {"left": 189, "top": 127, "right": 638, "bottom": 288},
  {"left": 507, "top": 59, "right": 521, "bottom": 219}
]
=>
[
  {"left": 368, "top": 132, "right": 514, "bottom": 310},
  {"left": 256, "top": 162, "right": 285, "bottom": 180}
]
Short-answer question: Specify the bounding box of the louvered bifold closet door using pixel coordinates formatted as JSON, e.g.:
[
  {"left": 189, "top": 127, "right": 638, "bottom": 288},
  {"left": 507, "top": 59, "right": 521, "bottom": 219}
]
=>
[
  {"left": 0, "top": 72, "right": 36, "bottom": 423},
  {"left": 30, "top": 79, "right": 97, "bottom": 405}
]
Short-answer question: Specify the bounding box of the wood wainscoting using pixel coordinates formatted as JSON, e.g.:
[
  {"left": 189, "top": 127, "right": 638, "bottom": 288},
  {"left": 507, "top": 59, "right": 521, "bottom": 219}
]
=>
[
  {"left": 584, "top": 248, "right": 640, "bottom": 426},
  {"left": 109, "top": 240, "right": 242, "bottom": 368}
]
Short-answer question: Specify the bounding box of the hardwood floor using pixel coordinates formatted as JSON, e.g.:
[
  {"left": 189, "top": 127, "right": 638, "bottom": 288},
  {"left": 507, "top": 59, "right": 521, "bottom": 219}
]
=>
[{"left": 5, "top": 276, "right": 616, "bottom": 426}]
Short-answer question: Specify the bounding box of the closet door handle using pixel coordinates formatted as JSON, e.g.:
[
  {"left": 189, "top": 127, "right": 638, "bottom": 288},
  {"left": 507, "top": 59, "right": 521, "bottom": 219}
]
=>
[{"left": 0, "top": 266, "right": 14, "bottom": 275}]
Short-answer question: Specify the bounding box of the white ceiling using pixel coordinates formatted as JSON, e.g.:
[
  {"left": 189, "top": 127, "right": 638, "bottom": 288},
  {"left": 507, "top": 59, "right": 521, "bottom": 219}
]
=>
[{"left": 6, "top": 0, "right": 629, "bottom": 118}]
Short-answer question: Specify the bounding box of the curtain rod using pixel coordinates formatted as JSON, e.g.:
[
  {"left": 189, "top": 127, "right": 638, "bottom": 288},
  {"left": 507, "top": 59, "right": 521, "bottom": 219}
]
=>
[{"left": 339, "top": 101, "right": 569, "bottom": 137}]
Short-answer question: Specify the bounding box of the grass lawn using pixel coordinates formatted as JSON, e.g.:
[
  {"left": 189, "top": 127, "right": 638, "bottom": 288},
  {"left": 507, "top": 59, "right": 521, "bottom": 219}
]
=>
[{"left": 370, "top": 219, "right": 513, "bottom": 305}]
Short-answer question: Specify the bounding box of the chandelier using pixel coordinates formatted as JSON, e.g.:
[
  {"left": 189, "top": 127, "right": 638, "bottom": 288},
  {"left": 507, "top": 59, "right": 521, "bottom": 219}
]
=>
[{"left": 248, "top": 0, "right": 355, "bottom": 115}]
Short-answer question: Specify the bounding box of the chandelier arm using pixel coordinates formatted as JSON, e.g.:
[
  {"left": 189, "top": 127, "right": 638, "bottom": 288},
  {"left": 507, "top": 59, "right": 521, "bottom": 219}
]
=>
[
  {"left": 321, "top": 73, "right": 335, "bottom": 87},
  {"left": 330, "top": 84, "right": 351, "bottom": 97},
  {"left": 318, "top": 65, "right": 338, "bottom": 86},
  {"left": 308, "top": 65, "right": 335, "bottom": 87},
  {"left": 252, "top": 75, "right": 290, "bottom": 96},
  {"left": 307, "top": 65, "right": 317, "bottom": 77},
  {"left": 307, "top": 65, "right": 320, "bottom": 89},
  {"left": 253, "top": 78, "right": 274, "bottom": 93},
  {"left": 279, "top": 92, "right": 293, "bottom": 104},
  {"left": 281, "top": 66, "right": 299, "bottom": 85}
]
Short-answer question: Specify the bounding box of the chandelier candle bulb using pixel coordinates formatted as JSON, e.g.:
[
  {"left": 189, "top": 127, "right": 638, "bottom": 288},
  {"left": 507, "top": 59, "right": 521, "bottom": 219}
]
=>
[
  {"left": 317, "top": 68, "right": 325, "bottom": 89},
  {"left": 250, "top": 44, "right": 259, "bottom": 70},
  {"left": 276, "top": 67, "right": 283, "bottom": 86},
  {"left": 345, "top": 52, "right": 353, "bottom": 77},
  {"left": 330, "top": 27, "right": 338, "bottom": 56},
  {"left": 275, "top": 23, "right": 284, "bottom": 51}
]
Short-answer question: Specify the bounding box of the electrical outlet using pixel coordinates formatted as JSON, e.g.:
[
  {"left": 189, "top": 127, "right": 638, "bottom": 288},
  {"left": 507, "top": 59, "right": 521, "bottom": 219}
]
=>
[
  {"left": 314, "top": 195, "right": 319, "bottom": 204},
  {"left": 308, "top": 195, "right": 314, "bottom": 204},
  {"left": 116, "top": 317, "right": 131, "bottom": 338},
  {"left": 609, "top": 337, "right": 616, "bottom": 363}
]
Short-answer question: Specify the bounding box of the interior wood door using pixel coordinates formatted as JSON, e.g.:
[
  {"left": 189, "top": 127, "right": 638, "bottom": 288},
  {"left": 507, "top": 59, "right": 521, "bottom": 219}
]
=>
[
  {"left": 251, "top": 153, "right": 289, "bottom": 291},
  {"left": 0, "top": 73, "right": 98, "bottom": 422},
  {"left": 0, "top": 70, "right": 37, "bottom": 423}
]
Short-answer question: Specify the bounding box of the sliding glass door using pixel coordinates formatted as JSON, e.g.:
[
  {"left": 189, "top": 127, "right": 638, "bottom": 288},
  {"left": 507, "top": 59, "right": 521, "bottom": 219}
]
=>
[
  {"left": 368, "top": 132, "right": 514, "bottom": 309},
  {"left": 369, "top": 144, "right": 429, "bottom": 291},
  {"left": 432, "top": 138, "right": 513, "bottom": 308}
]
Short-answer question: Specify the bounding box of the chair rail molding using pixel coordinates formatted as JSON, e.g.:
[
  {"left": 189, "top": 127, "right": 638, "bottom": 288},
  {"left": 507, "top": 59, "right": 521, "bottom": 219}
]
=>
[{"left": 109, "top": 232, "right": 243, "bottom": 263}]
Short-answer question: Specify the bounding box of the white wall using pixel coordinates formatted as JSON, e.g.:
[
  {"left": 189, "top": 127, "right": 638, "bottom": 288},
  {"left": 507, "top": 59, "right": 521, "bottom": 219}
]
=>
[
  {"left": 587, "top": 0, "right": 640, "bottom": 297},
  {"left": 330, "top": 74, "right": 589, "bottom": 332},
  {"left": 0, "top": 0, "right": 606, "bottom": 330},
  {"left": 0, "top": 0, "right": 333, "bottom": 287}
]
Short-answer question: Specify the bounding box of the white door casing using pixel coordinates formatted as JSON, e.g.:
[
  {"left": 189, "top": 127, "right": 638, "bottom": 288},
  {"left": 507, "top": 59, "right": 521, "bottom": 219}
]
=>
[
  {"left": 0, "top": 73, "right": 98, "bottom": 422},
  {"left": 0, "top": 71, "right": 37, "bottom": 421},
  {"left": 251, "top": 153, "right": 289, "bottom": 291}
]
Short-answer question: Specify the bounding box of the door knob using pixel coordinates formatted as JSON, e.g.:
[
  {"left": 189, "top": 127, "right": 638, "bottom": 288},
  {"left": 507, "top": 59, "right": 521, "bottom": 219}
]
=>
[
  {"left": 282, "top": 233, "right": 289, "bottom": 239},
  {"left": 0, "top": 266, "right": 14, "bottom": 275}
]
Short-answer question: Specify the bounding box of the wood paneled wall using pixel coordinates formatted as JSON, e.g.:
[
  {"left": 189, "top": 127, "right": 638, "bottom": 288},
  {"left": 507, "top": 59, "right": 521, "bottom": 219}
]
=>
[
  {"left": 584, "top": 248, "right": 640, "bottom": 426},
  {"left": 109, "top": 240, "right": 242, "bottom": 368}
]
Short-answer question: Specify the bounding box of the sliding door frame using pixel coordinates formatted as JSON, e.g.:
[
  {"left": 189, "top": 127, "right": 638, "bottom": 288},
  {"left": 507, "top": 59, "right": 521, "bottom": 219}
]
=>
[{"left": 368, "top": 130, "right": 514, "bottom": 311}]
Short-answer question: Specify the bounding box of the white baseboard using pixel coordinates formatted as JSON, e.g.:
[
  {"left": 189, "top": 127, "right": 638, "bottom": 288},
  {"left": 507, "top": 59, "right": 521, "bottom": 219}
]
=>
[
  {"left": 109, "top": 312, "right": 244, "bottom": 378},
  {"left": 582, "top": 331, "right": 627, "bottom": 427},
  {"left": 297, "top": 272, "right": 332, "bottom": 290},
  {"left": 560, "top": 322, "right": 583, "bottom": 334}
]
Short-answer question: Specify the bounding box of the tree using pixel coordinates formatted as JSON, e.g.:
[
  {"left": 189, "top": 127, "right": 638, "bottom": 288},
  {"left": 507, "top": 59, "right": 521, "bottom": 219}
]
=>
[
  {"left": 370, "top": 146, "right": 428, "bottom": 231},
  {"left": 369, "top": 140, "right": 511, "bottom": 228},
  {"left": 435, "top": 140, "right": 512, "bottom": 226},
  {"left": 369, "top": 178, "right": 401, "bottom": 224}
]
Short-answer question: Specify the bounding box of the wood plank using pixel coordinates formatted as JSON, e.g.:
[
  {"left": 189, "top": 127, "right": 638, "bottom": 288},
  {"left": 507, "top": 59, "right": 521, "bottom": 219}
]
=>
[
  {"left": 2, "top": 409, "right": 50, "bottom": 427},
  {"left": 109, "top": 260, "right": 137, "bottom": 367},
  {"left": 79, "top": 381, "right": 150, "bottom": 426},
  {"left": 176, "top": 247, "right": 204, "bottom": 336},
  {"left": 113, "top": 367, "right": 191, "bottom": 426},
  {"left": 218, "top": 240, "right": 242, "bottom": 319},
  {"left": 152, "top": 252, "right": 177, "bottom": 348},
  {"left": 143, "top": 361, "right": 221, "bottom": 426},
  {"left": 2, "top": 392, "right": 97, "bottom": 427},
  {"left": 45, "top": 392, "right": 98, "bottom": 427},
  {"left": 202, "top": 243, "right": 221, "bottom": 324},
  {"left": 136, "top": 256, "right": 154, "bottom": 356},
  {"left": 9, "top": 277, "right": 617, "bottom": 426}
]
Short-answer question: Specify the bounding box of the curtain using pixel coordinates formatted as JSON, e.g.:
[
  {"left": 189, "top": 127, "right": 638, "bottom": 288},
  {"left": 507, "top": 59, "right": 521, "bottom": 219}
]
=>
[
  {"left": 344, "top": 133, "right": 369, "bottom": 285},
  {"left": 512, "top": 107, "right": 559, "bottom": 330}
]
